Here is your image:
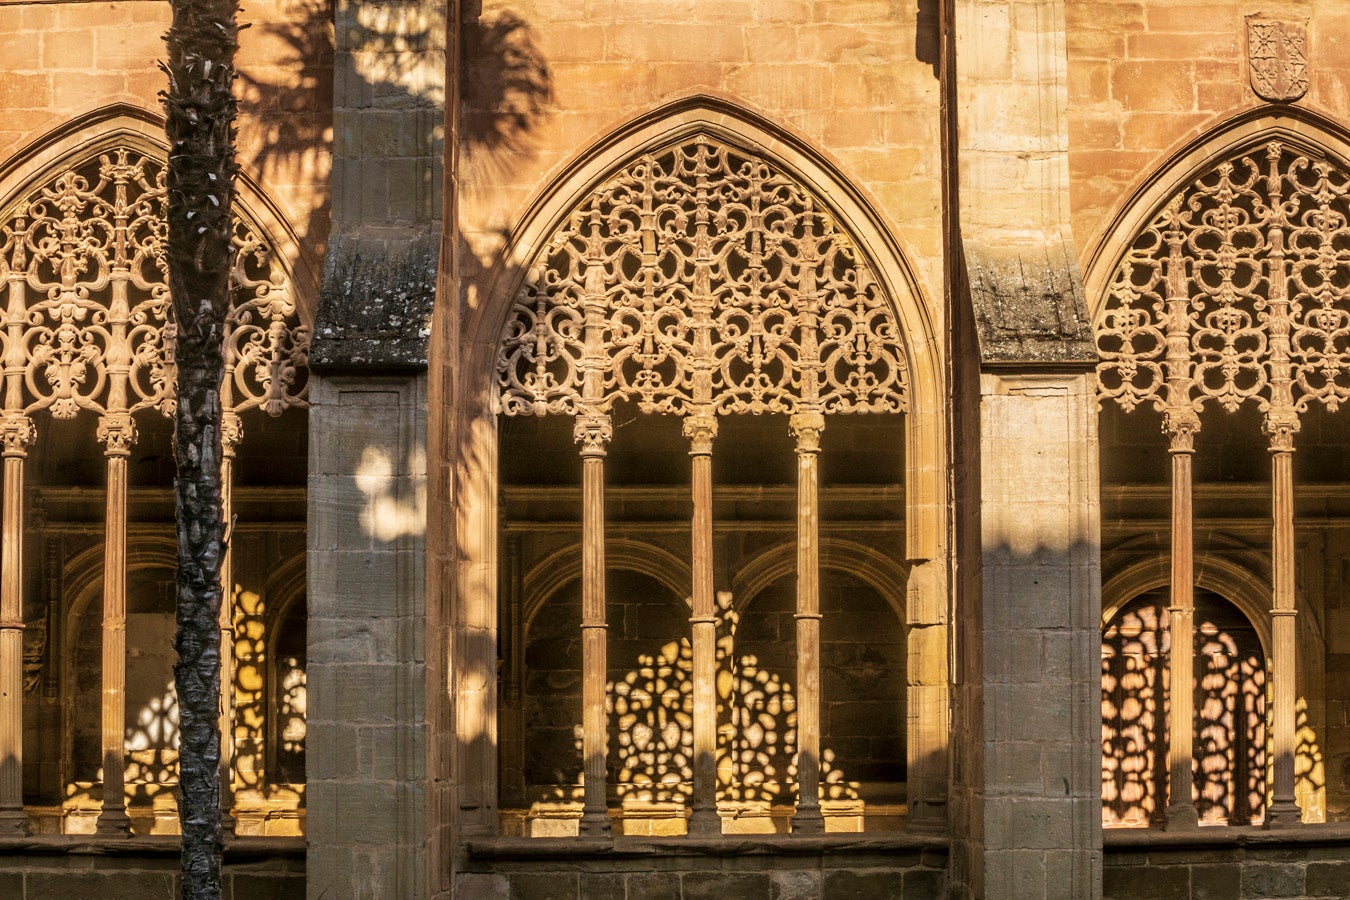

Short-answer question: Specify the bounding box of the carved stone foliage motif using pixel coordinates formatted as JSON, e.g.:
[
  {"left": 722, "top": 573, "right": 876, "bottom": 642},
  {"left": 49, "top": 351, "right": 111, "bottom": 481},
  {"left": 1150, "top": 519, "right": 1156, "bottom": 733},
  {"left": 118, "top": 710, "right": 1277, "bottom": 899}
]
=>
[
  {"left": 1247, "top": 17, "right": 1310, "bottom": 104},
  {"left": 0, "top": 147, "right": 309, "bottom": 425},
  {"left": 495, "top": 137, "right": 909, "bottom": 418},
  {"left": 1096, "top": 142, "right": 1350, "bottom": 428}
]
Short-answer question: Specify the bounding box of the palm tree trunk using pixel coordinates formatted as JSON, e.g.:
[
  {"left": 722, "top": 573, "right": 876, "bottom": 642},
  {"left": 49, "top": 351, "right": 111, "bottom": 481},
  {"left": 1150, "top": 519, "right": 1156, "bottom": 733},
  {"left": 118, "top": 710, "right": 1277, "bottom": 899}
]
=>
[{"left": 163, "top": 0, "right": 240, "bottom": 895}]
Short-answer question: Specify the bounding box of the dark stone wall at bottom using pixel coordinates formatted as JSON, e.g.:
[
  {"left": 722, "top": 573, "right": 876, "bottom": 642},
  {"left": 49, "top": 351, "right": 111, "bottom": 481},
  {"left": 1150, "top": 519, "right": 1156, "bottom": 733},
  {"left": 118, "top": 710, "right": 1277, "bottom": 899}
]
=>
[
  {"left": 1104, "top": 828, "right": 1350, "bottom": 900},
  {"left": 0, "top": 836, "right": 304, "bottom": 899},
  {"left": 458, "top": 836, "right": 947, "bottom": 899}
]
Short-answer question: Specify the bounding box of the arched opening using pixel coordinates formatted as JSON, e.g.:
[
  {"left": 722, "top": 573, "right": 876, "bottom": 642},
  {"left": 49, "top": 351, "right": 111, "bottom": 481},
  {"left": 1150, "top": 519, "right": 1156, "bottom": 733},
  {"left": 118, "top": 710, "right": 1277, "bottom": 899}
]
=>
[
  {"left": 1102, "top": 588, "right": 1267, "bottom": 828},
  {"left": 1092, "top": 121, "right": 1350, "bottom": 826},
  {"left": 485, "top": 124, "right": 920, "bottom": 837},
  {"left": 0, "top": 132, "right": 312, "bottom": 835},
  {"left": 733, "top": 565, "right": 906, "bottom": 832}
]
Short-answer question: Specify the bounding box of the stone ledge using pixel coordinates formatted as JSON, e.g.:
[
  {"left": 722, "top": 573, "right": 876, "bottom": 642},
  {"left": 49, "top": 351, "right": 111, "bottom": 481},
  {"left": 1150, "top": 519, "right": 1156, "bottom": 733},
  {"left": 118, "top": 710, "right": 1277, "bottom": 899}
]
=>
[
  {"left": 0, "top": 835, "right": 305, "bottom": 860},
  {"left": 1104, "top": 823, "right": 1350, "bottom": 850},
  {"left": 466, "top": 833, "right": 949, "bottom": 861}
]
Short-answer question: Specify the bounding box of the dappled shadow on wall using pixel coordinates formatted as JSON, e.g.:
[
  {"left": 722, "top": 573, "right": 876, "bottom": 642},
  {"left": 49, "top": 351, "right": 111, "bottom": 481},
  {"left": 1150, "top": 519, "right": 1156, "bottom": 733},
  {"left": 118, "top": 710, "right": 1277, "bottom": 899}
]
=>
[
  {"left": 1101, "top": 590, "right": 1324, "bottom": 827},
  {"left": 62, "top": 582, "right": 305, "bottom": 835},
  {"left": 526, "top": 591, "right": 866, "bottom": 835}
]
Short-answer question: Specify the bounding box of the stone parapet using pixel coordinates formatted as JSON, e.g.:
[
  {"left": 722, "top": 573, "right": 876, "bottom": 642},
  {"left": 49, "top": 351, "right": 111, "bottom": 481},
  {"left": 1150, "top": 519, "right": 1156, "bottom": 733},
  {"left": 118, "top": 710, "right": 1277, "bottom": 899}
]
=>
[
  {"left": 1103, "top": 825, "right": 1350, "bottom": 900},
  {"left": 459, "top": 834, "right": 949, "bottom": 899},
  {"left": 0, "top": 835, "right": 304, "bottom": 898}
]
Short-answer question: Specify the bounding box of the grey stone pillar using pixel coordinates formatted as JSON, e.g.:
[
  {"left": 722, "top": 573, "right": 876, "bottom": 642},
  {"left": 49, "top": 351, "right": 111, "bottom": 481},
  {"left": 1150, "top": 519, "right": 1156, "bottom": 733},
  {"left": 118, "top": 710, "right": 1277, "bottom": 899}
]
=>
[
  {"left": 306, "top": 0, "right": 444, "bottom": 892},
  {"left": 947, "top": 0, "right": 1103, "bottom": 894},
  {"left": 307, "top": 373, "right": 428, "bottom": 899},
  {"left": 976, "top": 372, "right": 1102, "bottom": 898}
]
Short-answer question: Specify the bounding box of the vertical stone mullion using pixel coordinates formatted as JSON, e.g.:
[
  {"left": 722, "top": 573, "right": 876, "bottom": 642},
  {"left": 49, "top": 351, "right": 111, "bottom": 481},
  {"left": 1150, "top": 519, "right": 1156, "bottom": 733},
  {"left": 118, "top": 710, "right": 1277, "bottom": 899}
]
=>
[
  {"left": 0, "top": 415, "right": 34, "bottom": 834},
  {"left": 1266, "top": 442, "right": 1302, "bottom": 827},
  {"left": 575, "top": 412, "right": 611, "bottom": 837},
  {"left": 219, "top": 412, "right": 241, "bottom": 836},
  {"left": 95, "top": 413, "right": 136, "bottom": 836},
  {"left": 684, "top": 413, "right": 719, "bottom": 835},
  {"left": 789, "top": 410, "right": 824, "bottom": 834},
  {"left": 1164, "top": 428, "right": 1199, "bottom": 830}
]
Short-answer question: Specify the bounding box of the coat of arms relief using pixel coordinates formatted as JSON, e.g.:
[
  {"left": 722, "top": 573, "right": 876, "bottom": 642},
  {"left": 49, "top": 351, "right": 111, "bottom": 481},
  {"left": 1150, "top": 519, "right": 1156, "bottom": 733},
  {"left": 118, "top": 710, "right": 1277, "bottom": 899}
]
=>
[{"left": 1247, "top": 16, "right": 1309, "bottom": 102}]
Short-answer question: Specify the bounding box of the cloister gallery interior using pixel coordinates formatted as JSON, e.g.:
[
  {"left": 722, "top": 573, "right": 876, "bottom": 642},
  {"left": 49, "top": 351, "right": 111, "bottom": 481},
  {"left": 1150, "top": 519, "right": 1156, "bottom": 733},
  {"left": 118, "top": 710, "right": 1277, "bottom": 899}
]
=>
[{"left": 4, "top": 1, "right": 1350, "bottom": 898}]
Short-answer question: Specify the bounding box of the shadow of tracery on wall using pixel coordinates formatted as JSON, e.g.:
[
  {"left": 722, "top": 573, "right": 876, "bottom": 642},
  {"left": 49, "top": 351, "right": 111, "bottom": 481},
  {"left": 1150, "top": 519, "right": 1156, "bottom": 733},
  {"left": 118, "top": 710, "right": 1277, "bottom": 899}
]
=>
[
  {"left": 1102, "top": 589, "right": 1268, "bottom": 827},
  {"left": 520, "top": 567, "right": 907, "bottom": 830}
]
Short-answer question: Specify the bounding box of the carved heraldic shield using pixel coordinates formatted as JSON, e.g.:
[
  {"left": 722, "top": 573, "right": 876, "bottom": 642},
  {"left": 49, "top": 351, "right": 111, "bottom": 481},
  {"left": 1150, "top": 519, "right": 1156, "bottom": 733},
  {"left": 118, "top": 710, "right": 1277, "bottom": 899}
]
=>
[{"left": 1247, "top": 17, "right": 1309, "bottom": 103}]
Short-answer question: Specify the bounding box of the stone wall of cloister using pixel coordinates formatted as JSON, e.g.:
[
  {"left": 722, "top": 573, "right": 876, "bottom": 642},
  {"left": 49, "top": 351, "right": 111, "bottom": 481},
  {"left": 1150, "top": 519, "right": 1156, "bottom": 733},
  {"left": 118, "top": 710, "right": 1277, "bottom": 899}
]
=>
[{"left": 4, "top": 1, "right": 1350, "bottom": 899}]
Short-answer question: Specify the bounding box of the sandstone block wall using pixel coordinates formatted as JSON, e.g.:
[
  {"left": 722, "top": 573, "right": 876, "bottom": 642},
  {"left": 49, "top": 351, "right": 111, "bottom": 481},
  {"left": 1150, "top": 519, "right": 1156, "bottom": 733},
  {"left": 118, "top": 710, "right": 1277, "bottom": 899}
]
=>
[
  {"left": 1066, "top": 0, "right": 1350, "bottom": 267},
  {"left": 458, "top": 0, "right": 945, "bottom": 313},
  {"left": 0, "top": 0, "right": 330, "bottom": 307}
]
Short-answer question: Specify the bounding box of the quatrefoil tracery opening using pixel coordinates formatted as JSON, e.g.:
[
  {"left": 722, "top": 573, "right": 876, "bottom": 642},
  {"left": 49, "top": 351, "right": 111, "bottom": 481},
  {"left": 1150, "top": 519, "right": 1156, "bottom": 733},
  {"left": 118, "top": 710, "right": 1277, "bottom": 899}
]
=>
[{"left": 494, "top": 137, "right": 910, "bottom": 419}]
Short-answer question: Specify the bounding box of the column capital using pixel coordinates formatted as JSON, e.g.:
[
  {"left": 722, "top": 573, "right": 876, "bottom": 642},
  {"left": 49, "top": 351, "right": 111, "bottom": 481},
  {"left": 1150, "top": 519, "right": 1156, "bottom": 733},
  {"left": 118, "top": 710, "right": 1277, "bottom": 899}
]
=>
[
  {"left": 97, "top": 412, "right": 137, "bottom": 457},
  {"left": 221, "top": 410, "right": 244, "bottom": 457},
  {"left": 789, "top": 410, "right": 825, "bottom": 453},
  {"left": 682, "top": 412, "right": 717, "bottom": 455},
  {"left": 573, "top": 412, "right": 612, "bottom": 458},
  {"left": 1163, "top": 408, "right": 1200, "bottom": 453},
  {"left": 0, "top": 415, "right": 34, "bottom": 458},
  {"left": 1264, "top": 410, "right": 1299, "bottom": 453}
]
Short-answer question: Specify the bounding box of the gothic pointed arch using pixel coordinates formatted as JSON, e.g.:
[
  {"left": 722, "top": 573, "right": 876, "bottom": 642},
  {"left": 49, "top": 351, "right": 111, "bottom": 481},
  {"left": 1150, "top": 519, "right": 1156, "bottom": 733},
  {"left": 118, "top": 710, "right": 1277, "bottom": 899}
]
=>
[
  {"left": 1082, "top": 106, "right": 1350, "bottom": 318},
  {"left": 1089, "top": 109, "right": 1350, "bottom": 828},
  {"left": 0, "top": 112, "right": 313, "bottom": 424},
  {"left": 0, "top": 105, "right": 319, "bottom": 314},
  {"left": 460, "top": 95, "right": 944, "bottom": 562},
  {"left": 450, "top": 97, "right": 949, "bottom": 838},
  {"left": 0, "top": 110, "right": 313, "bottom": 836}
]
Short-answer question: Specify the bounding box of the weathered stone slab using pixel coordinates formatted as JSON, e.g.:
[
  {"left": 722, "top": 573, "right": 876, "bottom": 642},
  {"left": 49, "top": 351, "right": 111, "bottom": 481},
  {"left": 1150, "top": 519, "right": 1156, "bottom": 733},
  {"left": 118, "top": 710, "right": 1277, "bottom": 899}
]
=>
[{"left": 311, "top": 233, "right": 437, "bottom": 370}]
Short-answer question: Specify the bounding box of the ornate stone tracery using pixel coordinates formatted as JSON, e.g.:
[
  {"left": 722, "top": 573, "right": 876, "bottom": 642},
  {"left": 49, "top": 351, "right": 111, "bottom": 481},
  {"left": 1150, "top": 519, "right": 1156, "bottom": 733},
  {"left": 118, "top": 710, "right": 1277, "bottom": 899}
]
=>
[
  {"left": 1097, "top": 141, "right": 1350, "bottom": 422},
  {"left": 494, "top": 136, "right": 909, "bottom": 418},
  {"left": 492, "top": 135, "right": 912, "bottom": 836},
  {"left": 0, "top": 146, "right": 310, "bottom": 423}
]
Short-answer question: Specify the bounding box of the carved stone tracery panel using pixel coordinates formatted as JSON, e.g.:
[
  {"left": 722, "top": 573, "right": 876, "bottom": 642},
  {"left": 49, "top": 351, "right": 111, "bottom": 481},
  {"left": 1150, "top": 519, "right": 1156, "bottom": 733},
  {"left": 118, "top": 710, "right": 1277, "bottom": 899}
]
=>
[
  {"left": 1097, "top": 141, "right": 1350, "bottom": 425},
  {"left": 0, "top": 146, "right": 311, "bottom": 424},
  {"left": 494, "top": 137, "right": 909, "bottom": 418}
]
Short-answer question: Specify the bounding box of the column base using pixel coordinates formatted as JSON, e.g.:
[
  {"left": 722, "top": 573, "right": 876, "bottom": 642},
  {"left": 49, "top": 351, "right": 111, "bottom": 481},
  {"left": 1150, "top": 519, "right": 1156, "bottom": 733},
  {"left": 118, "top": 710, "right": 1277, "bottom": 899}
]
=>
[
  {"left": 95, "top": 803, "right": 132, "bottom": 837},
  {"left": 686, "top": 805, "right": 721, "bottom": 837},
  {"left": 792, "top": 803, "right": 825, "bottom": 834},
  {"left": 579, "top": 809, "right": 611, "bottom": 837},
  {"left": 1264, "top": 799, "right": 1303, "bottom": 829},
  {"left": 1163, "top": 800, "right": 1199, "bottom": 831},
  {"left": 0, "top": 807, "right": 29, "bottom": 836}
]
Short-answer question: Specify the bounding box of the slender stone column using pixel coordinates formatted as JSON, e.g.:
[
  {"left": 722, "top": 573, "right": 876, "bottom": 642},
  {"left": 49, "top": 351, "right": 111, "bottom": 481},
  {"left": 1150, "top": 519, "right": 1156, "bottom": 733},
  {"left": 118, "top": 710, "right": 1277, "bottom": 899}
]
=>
[
  {"left": 1266, "top": 432, "right": 1302, "bottom": 827},
  {"left": 95, "top": 413, "right": 136, "bottom": 836},
  {"left": 219, "top": 411, "right": 241, "bottom": 835},
  {"left": 0, "top": 415, "right": 34, "bottom": 834},
  {"left": 683, "top": 413, "right": 719, "bottom": 835},
  {"left": 789, "top": 410, "right": 824, "bottom": 834},
  {"left": 1261, "top": 204, "right": 1303, "bottom": 827},
  {"left": 1164, "top": 419, "right": 1199, "bottom": 830},
  {"left": 575, "top": 412, "right": 612, "bottom": 837}
]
